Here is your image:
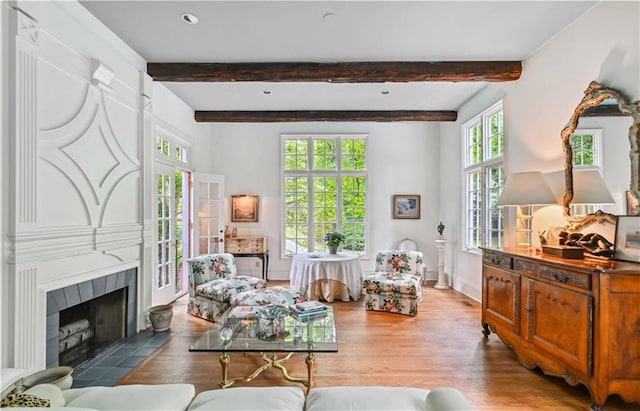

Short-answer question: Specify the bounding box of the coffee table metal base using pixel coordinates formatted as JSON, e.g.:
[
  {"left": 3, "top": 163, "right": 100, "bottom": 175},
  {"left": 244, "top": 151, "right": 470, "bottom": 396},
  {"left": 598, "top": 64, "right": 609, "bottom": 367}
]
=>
[{"left": 219, "top": 351, "right": 315, "bottom": 394}]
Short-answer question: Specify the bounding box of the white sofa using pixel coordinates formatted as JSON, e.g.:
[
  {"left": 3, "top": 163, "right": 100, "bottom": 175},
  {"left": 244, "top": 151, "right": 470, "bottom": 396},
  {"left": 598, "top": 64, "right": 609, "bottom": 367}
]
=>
[
  {"left": 2, "top": 369, "right": 473, "bottom": 410},
  {"left": 187, "top": 386, "right": 473, "bottom": 411}
]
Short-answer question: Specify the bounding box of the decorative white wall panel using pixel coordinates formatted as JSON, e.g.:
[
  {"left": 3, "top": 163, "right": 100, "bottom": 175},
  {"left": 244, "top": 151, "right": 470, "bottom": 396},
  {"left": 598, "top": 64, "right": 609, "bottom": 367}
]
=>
[
  {"left": 14, "top": 267, "right": 41, "bottom": 370},
  {"left": 6, "top": 3, "right": 147, "bottom": 370}
]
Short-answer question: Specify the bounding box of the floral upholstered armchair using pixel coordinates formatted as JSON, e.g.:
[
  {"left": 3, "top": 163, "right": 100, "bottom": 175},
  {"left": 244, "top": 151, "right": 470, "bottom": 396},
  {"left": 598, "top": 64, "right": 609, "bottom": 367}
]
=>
[
  {"left": 187, "top": 253, "right": 266, "bottom": 322},
  {"left": 362, "top": 250, "right": 424, "bottom": 316}
]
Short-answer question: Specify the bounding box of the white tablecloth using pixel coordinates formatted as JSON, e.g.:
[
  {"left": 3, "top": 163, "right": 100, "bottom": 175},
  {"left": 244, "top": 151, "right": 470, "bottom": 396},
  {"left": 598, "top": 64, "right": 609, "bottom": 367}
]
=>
[{"left": 289, "top": 253, "right": 362, "bottom": 302}]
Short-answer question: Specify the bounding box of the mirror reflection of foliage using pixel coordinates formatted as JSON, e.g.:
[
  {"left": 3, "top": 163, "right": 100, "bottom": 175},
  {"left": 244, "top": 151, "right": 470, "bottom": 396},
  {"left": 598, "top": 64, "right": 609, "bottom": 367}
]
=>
[{"left": 570, "top": 134, "right": 595, "bottom": 166}]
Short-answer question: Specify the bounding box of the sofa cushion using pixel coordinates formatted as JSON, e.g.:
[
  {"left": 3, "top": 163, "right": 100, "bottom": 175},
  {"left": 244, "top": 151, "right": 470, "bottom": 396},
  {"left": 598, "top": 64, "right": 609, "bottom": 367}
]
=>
[
  {"left": 195, "top": 276, "right": 266, "bottom": 301},
  {"left": 424, "top": 387, "right": 473, "bottom": 411},
  {"left": 306, "top": 386, "right": 430, "bottom": 411},
  {"left": 24, "top": 384, "right": 65, "bottom": 407},
  {"left": 63, "top": 384, "right": 195, "bottom": 411},
  {"left": 187, "top": 387, "right": 305, "bottom": 411}
]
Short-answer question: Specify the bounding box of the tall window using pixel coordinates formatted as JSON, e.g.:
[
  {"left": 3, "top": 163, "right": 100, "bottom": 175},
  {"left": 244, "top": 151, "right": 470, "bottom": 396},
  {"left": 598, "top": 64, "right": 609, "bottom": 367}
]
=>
[
  {"left": 570, "top": 129, "right": 602, "bottom": 215},
  {"left": 463, "top": 101, "right": 504, "bottom": 250},
  {"left": 282, "top": 134, "right": 367, "bottom": 257},
  {"left": 155, "top": 132, "right": 191, "bottom": 300}
]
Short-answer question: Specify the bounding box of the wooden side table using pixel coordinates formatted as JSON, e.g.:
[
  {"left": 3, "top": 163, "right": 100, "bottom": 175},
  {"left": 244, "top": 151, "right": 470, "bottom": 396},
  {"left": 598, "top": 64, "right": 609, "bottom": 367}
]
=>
[{"left": 230, "top": 250, "right": 270, "bottom": 281}]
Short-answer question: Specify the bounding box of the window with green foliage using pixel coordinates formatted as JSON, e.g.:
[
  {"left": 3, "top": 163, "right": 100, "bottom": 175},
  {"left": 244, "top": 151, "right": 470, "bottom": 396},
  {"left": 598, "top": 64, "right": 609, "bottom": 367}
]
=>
[
  {"left": 463, "top": 101, "right": 504, "bottom": 250},
  {"left": 282, "top": 135, "right": 367, "bottom": 256}
]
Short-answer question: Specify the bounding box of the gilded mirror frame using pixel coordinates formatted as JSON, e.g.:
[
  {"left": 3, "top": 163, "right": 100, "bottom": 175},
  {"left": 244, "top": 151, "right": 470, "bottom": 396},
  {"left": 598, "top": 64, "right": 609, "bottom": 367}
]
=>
[{"left": 561, "top": 81, "right": 640, "bottom": 217}]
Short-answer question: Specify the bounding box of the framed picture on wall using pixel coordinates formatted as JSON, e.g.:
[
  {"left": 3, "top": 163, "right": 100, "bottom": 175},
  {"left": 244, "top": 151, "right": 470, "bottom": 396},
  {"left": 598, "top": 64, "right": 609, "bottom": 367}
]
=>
[
  {"left": 614, "top": 215, "right": 640, "bottom": 262},
  {"left": 231, "top": 195, "right": 259, "bottom": 222},
  {"left": 392, "top": 195, "right": 421, "bottom": 219}
]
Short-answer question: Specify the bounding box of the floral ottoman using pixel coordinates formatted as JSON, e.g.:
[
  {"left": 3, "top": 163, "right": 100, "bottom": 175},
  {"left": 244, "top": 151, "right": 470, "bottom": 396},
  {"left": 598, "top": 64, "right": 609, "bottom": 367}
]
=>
[{"left": 230, "top": 286, "right": 307, "bottom": 307}]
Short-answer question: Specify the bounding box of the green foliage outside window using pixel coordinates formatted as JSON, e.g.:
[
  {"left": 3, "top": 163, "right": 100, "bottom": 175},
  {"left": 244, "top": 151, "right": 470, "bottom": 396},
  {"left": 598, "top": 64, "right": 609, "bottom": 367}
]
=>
[{"left": 283, "top": 136, "right": 366, "bottom": 256}]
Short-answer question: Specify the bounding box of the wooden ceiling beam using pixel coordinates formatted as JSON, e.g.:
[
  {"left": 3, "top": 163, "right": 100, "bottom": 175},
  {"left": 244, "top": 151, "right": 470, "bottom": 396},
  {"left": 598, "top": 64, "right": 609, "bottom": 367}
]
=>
[
  {"left": 148, "top": 61, "right": 521, "bottom": 83},
  {"left": 194, "top": 110, "right": 457, "bottom": 122}
]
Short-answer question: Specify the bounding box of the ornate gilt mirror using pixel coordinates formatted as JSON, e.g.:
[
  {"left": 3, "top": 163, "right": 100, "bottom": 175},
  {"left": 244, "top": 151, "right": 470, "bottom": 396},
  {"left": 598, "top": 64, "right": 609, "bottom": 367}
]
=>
[{"left": 561, "top": 81, "right": 640, "bottom": 218}]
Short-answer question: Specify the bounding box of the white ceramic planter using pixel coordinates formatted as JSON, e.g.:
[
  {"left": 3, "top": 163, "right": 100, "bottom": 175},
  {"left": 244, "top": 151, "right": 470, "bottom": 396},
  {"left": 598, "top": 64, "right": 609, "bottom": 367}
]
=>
[{"left": 149, "top": 305, "right": 173, "bottom": 332}]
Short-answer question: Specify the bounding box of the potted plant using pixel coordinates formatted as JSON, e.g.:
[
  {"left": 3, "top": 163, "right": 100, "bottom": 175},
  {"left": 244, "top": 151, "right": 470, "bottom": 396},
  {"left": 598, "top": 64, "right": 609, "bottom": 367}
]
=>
[{"left": 324, "top": 231, "right": 345, "bottom": 254}]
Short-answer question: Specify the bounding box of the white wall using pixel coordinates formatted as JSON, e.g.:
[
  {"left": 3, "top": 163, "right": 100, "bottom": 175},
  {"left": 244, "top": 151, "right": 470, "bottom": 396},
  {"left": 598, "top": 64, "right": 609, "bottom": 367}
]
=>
[
  {"left": 194, "top": 122, "right": 442, "bottom": 279},
  {"left": 440, "top": 1, "right": 640, "bottom": 301}
]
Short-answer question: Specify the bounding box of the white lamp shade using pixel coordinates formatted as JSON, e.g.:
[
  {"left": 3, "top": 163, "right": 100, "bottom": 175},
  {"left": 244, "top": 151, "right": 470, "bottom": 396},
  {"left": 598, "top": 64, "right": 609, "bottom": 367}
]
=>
[
  {"left": 496, "top": 171, "right": 557, "bottom": 206},
  {"left": 544, "top": 169, "right": 614, "bottom": 204}
]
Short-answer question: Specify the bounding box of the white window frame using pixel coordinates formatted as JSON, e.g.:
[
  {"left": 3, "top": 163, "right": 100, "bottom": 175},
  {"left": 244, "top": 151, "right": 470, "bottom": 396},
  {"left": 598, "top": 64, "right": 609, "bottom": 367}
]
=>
[
  {"left": 154, "top": 126, "right": 193, "bottom": 302},
  {"left": 281, "top": 133, "right": 368, "bottom": 258},
  {"left": 462, "top": 101, "right": 505, "bottom": 251}
]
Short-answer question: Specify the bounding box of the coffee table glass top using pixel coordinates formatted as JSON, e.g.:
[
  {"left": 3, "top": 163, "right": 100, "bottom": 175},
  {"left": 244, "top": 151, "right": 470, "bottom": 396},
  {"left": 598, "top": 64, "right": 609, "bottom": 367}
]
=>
[{"left": 189, "top": 307, "right": 338, "bottom": 353}]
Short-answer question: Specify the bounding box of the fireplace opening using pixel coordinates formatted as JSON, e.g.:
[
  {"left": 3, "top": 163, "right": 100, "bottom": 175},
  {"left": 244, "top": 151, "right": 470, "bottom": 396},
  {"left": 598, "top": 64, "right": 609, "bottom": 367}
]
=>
[{"left": 58, "top": 288, "right": 127, "bottom": 368}]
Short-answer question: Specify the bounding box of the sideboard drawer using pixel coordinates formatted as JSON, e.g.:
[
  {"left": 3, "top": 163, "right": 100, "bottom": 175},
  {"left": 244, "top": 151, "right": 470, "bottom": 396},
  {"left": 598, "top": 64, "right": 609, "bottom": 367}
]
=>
[
  {"left": 484, "top": 251, "right": 512, "bottom": 269},
  {"left": 225, "top": 236, "right": 267, "bottom": 253},
  {"left": 538, "top": 264, "right": 591, "bottom": 290}
]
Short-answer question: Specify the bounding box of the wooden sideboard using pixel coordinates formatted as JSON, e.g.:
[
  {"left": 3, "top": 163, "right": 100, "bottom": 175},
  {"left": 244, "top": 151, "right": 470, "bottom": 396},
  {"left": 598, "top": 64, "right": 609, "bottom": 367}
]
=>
[{"left": 481, "top": 247, "right": 640, "bottom": 410}]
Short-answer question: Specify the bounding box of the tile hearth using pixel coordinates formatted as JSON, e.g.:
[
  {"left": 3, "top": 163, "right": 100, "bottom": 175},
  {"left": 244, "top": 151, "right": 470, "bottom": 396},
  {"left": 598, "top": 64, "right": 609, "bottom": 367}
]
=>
[{"left": 71, "top": 332, "right": 173, "bottom": 388}]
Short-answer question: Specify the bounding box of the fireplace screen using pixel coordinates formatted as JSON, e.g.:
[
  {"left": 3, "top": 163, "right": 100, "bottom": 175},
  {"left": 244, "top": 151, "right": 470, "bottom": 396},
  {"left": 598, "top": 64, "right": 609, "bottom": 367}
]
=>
[{"left": 58, "top": 289, "right": 126, "bottom": 368}]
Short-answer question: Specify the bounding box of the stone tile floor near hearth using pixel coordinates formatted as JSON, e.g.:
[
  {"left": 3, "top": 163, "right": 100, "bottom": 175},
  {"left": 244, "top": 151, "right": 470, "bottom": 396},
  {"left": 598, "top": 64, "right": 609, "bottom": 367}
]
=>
[{"left": 71, "top": 332, "right": 174, "bottom": 388}]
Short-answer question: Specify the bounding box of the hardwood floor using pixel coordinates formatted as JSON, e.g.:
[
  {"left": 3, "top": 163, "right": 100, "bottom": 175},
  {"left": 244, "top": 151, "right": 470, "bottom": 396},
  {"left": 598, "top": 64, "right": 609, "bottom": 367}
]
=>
[{"left": 119, "top": 281, "right": 637, "bottom": 410}]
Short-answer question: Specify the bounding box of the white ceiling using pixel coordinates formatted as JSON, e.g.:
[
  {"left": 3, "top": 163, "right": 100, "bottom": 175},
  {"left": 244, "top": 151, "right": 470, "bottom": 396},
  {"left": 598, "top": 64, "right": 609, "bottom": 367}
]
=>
[{"left": 80, "top": 1, "right": 597, "bottom": 113}]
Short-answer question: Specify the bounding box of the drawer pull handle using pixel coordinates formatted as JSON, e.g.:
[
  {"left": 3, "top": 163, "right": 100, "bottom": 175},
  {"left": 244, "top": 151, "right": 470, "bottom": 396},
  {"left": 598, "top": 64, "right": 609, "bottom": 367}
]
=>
[{"left": 554, "top": 273, "right": 568, "bottom": 283}]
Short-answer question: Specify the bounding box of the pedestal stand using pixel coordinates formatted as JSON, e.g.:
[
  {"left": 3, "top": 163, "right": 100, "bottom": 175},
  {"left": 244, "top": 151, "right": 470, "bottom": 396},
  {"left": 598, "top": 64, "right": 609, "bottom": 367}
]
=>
[{"left": 434, "top": 238, "right": 449, "bottom": 289}]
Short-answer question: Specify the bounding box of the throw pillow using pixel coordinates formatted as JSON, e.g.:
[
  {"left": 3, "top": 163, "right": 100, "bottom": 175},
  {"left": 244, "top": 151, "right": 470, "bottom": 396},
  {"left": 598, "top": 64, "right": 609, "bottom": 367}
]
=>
[
  {"left": 24, "top": 384, "right": 65, "bottom": 407},
  {"left": 0, "top": 392, "right": 50, "bottom": 408}
]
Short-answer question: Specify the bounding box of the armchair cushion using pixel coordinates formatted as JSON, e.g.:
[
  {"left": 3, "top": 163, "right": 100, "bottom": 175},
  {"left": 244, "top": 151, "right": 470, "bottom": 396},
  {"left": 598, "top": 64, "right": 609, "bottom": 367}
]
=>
[
  {"left": 363, "top": 272, "right": 422, "bottom": 295},
  {"left": 231, "top": 286, "right": 307, "bottom": 307},
  {"left": 195, "top": 277, "right": 266, "bottom": 301}
]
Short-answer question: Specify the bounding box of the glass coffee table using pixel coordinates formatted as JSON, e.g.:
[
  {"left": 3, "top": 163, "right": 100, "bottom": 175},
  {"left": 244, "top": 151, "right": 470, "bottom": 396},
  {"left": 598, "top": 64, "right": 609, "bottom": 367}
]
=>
[{"left": 189, "top": 306, "right": 337, "bottom": 393}]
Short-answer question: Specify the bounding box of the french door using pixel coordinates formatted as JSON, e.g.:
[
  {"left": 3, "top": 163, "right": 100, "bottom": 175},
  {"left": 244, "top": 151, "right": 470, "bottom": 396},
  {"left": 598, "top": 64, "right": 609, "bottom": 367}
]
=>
[
  {"left": 155, "top": 164, "right": 191, "bottom": 305},
  {"left": 192, "top": 173, "right": 225, "bottom": 255}
]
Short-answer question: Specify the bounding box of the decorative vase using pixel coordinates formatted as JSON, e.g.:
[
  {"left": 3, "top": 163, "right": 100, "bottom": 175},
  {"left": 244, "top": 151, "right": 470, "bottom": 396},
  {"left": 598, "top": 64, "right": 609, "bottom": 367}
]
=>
[
  {"left": 224, "top": 225, "right": 231, "bottom": 238},
  {"left": 328, "top": 246, "right": 338, "bottom": 255},
  {"left": 149, "top": 305, "right": 173, "bottom": 332}
]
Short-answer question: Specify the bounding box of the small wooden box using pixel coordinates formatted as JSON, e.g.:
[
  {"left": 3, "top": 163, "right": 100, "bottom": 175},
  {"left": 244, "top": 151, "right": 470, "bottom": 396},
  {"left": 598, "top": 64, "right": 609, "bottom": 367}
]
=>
[
  {"left": 542, "top": 245, "right": 584, "bottom": 259},
  {"left": 225, "top": 236, "right": 267, "bottom": 254}
]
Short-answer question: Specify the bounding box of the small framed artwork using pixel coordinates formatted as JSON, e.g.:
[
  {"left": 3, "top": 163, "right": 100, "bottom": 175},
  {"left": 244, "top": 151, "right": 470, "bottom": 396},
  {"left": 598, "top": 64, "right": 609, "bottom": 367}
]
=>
[
  {"left": 614, "top": 215, "right": 640, "bottom": 262},
  {"left": 231, "top": 194, "right": 259, "bottom": 223},
  {"left": 392, "top": 194, "right": 421, "bottom": 219},
  {"left": 627, "top": 191, "right": 640, "bottom": 215}
]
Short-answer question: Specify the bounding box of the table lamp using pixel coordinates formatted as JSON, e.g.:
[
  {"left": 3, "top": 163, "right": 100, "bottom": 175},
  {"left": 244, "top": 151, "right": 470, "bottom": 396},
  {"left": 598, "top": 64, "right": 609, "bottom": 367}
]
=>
[
  {"left": 496, "top": 171, "right": 558, "bottom": 248},
  {"left": 544, "top": 169, "right": 615, "bottom": 206}
]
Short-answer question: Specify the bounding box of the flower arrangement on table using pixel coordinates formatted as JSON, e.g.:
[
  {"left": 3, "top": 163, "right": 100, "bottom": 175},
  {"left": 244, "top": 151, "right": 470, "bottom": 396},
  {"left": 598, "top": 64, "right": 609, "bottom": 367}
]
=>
[{"left": 324, "top": 232, "right": 345, "bottom": 254}]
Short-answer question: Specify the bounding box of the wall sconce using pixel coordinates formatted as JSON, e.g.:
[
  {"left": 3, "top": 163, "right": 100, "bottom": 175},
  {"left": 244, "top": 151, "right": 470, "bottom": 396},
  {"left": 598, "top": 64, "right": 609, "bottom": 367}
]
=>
[
  {"left": 90, "top": 58, "right": 114, "bottom": 92},
  {"left": 496, "top": 171, "right": 557, "bottom": 248}
]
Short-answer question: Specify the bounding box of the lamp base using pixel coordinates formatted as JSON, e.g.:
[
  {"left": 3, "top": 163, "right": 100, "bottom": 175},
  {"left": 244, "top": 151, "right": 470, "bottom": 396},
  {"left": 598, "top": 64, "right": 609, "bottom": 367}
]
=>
[{"left": 541, "top": 245, "right": 584, "bottom": 259}]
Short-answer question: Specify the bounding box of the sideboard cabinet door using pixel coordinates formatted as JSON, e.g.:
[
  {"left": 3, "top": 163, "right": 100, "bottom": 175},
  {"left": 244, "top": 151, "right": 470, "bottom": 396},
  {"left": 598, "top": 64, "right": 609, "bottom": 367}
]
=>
[
  {"left": 482, "top": 265, "right": 521, "bottom": 335},
  {"left": 526, "top": 279, "right": 593, "bottom": 376}
]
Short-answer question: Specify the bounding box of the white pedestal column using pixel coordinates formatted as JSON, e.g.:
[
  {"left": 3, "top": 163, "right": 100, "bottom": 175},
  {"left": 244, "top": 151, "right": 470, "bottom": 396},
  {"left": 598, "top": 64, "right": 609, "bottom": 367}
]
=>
[{"left": 434, "top": 238, "right": 449, "bottom": 289}]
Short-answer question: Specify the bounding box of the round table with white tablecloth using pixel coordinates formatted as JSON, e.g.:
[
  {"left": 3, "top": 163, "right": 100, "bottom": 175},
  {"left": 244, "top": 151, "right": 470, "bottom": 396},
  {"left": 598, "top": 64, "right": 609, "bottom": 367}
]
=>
[{"left": 289, "top": 253, "right": 362, "bottom": 302}]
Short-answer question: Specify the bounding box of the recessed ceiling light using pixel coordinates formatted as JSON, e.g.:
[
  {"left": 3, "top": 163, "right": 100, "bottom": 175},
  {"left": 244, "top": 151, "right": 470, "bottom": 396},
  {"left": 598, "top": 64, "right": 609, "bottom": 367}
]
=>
[
  {"left": 263, "top": 90, "right": 272, "bottom": 95},
  {"left": 181, "top": 13, "right": 199, "bottom": 25},
  {"left": 381, "top": 90, "right": 390, "bottom": 95}
]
